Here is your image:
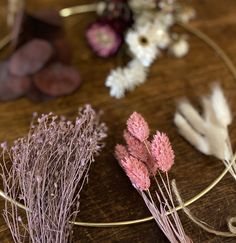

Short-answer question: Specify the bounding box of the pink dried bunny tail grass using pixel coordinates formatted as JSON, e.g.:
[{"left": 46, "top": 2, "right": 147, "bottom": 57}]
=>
[
  {"left": 145, "top": 157, "right": 160, "bottom": 176},
  {"left": 115, "top": 144, "right": 129, "bottom": 166},
  {"left": 121, "top": 156, "right": 151, "bottom": 191},
  {"left": 141, "top": 190, "right": 192, "bottom": 243},
  {"left": 1, "top": 105, "right": 107, "bottom": 243},
  {"left": 127, "top": 112, "right": 150, "bottom": 142},
  {"left": 151, "top": 132, "right": 175, "bottom": 173},
  {"left": 123, "top": 130, "right": 149, "bottom": 163}
]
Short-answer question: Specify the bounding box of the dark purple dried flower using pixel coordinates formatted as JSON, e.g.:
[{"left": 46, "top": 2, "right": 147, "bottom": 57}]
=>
[
  {"left": 86, "top": 21, "right": 122, "bottom": 58},
  {"left": 100, "top": 0, "right": 133, "bottom": 33},
  {"left": 1, "top": 105, "right": 107, "bottom": 242}
]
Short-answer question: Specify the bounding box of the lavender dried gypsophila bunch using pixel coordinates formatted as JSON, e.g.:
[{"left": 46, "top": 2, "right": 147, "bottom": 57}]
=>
[{"left": 1, "top": 105, "right": 107, "bottom": 243}]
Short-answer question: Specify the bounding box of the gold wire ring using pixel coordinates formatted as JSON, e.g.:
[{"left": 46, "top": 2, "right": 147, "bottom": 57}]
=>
[{"left": 0, "top": 3, "right": 236, "bottom": 228}]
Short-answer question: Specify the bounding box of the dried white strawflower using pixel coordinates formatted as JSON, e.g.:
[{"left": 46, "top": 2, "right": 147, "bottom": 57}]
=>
[
  {"left": 105, "top": 67, "right": 127, "bottom": 98},
  {"left": 105, "top": 59, "right": 147, "bottom": 98},
  {"left": 135, "top": 11, "right": 156, "bottom": 27},
  {"left": 126, "top": 24, "right": 160, "bottom": 67},
  {"left": 154, "top": 12, "right": 175, "bottom": 28},
  {"left": 169, "top": 37, "right": 189, "bottom": 58},
  {"left": 176, "top": 5, "right": 196, "bottom": 23},
  {"left": 129, "top": 0, "right": 157, "bottom": 11},
  {"left": 105, "top": 0, "right": 195, "bottom": 98}
]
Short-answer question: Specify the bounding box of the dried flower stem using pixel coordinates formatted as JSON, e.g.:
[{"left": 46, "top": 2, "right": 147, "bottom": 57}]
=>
[
  {"left": 1, "top": 105, "right": 107, "bottom": 243},
  {"left": 172, "top": 180, "right": 236, "bottom": 237},
  {"left": 172, "top": 154, "right": 236, "bottom": 239},
  {"left": 116, "top": 112, "right": 191, "bottom": 242}
]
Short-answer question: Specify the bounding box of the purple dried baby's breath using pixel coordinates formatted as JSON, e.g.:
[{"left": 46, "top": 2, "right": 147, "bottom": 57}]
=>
[{"left": 1, "top": 105, "right": 107, "bottom": 243}]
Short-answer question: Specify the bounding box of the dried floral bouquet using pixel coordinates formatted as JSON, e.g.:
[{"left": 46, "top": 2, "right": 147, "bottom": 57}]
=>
[
  {"left": 1, "top": 105, "right": 107, "bottom": 243},
  {"left": 114, "top": 87, "right": 236, "bottom": 241},
  {"left": 115, "top": 112, "right": 192, "bottom": 242},
  {"left": 174, "top": 84, "right": 236, "bottom": 237}
]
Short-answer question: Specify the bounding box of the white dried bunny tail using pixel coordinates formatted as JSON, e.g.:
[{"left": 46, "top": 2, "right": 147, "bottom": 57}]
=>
[
  {"left": 174, "top": 84, "right": 235, "bottom": 179},
  {"left": 174, "top": 112, "right": 209, "bottom": 155},
  {"left": 211, "top": 84, "right": 232, "bottom": 128},
  {"left": 201, "top": 96, "right": 219, "bottom": 125},
  {"left": 178, "top": 100, "right": 206, "bottom": 134}
]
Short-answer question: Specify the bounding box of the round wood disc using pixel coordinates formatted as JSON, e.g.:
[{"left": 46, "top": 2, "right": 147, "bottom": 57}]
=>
[
  {"left": 9, "top": 39, "right": 54, "bottom": 76},
  {"left": 0, "top": 62, "right": 31, "bottom": 101},
  {"left": 33, "top": 62, "right": 81, "bottom": 96}
]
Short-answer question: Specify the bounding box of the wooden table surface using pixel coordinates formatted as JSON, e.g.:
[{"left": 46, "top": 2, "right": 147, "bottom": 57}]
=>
[{"left": 1, "top": 0, "right": 236, "bottom": 242}]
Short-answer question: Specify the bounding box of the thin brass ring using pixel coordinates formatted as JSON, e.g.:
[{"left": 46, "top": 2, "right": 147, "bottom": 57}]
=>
[{"left": 0, "top": 3, "right": 236, "bottom": 228}]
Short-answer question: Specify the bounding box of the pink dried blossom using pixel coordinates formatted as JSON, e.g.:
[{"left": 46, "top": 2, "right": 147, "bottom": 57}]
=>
[
  {"left": 123, "top": 130, "right": 149, "bottom": 163},
  {"left": 115, "top": 144, "right": 129, "bottom": 166},
  {"left": 86, "top": 21, "right": 122, "bottom": 58},
  {"left": 151, "top": 131, "right": 175, "bottom": 173},
  {"left": 127, "top": 112, "right": 150, "bottom": 142},
  {"left": 121, "top": 156, "right": 150, "bottom": 191},
  {"left": 145, "top": 157, "right": 160, "bottom": 176}
]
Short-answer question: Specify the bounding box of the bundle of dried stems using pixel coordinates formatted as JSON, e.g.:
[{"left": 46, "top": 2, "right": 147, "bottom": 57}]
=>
[
  {"left": 115, "top": 112, "right": 191, "bottom": 243},
  {"left": 1, "top": 105, "right": 107, "bottom": 243},
  {"left": 174, "top": 84, "right": 236, "bottom": 238}
]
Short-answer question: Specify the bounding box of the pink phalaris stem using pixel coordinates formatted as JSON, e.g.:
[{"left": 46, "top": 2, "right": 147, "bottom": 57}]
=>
[
  {"left": 151, "top": 131, "right": 175, "bottom": 173},
  {"left": 120, "top": 156, "right": 150, "bottom": 191},
  {"left": 127, "top": 112, "right": 150, "bottom": 142},
  {"left": 123, "top": 130, "right": 149, "bottom": 163}
]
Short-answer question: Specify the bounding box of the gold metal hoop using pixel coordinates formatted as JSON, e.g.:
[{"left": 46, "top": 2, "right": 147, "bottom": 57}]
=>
[{"left": 0, "top": 3, "right": 236, "bottom": 228}]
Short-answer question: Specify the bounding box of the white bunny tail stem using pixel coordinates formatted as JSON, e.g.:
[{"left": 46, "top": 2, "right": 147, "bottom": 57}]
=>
[
  {"left": 174, "top": 112, "right": 210, "bottom": 155},
  {"left": 201, "top": 96, "right": 218, "bottom": 125},
  {"left": 211, "top": 84, "right": 232, "bottom": 128},
  {"left": 178, "top": 100, "right": 206, "bottom": 134}
]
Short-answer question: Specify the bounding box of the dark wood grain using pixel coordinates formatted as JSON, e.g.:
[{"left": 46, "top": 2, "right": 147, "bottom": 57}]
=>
[{"left": 1, "top": 0, "right": 236, "bottom": 242}]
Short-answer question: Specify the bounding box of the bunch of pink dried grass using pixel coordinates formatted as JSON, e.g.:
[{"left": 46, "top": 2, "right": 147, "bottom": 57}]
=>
[
  {"left": 115, "top": 112, "right": 191, "bottom": 243},
  {"left": 1, "top": 105, "right": 107, "bottom": 243}
]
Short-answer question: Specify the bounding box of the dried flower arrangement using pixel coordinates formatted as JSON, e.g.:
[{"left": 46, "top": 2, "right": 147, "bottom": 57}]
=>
[
  {"left": 174, "top": 84, "right": 234, "bottom": 178},
  {"left": 1, "top": 105, "right": 107, "bottom": 242},
  {"left": 1, "top": 2, "right": 236, "bottom": 241},
  {"left": 2, "top": 1, "right": 234, "bottom": 103},
  {"left": 5, "top": 0, "right": 195, "bottom": 100},
  {"left": 115, "top": 112, "right": 192, "bottom": 242},
  {"left": 174, "top": 84, "right": 236, "bottom": 237},
  {"left": 84, "top": 0, "right": 196, "bottom": 98}
]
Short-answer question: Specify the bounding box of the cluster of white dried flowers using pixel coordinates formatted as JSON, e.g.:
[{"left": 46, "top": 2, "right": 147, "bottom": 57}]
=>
[
  {"left": 106, "top": 0, "right": 196, "bottom": 98},
  {"left": 174, "top": 84, "right": 236, "bottom": 179},
  {"left": 106, "top": 59, "right": 147, "bottom": 98}
]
